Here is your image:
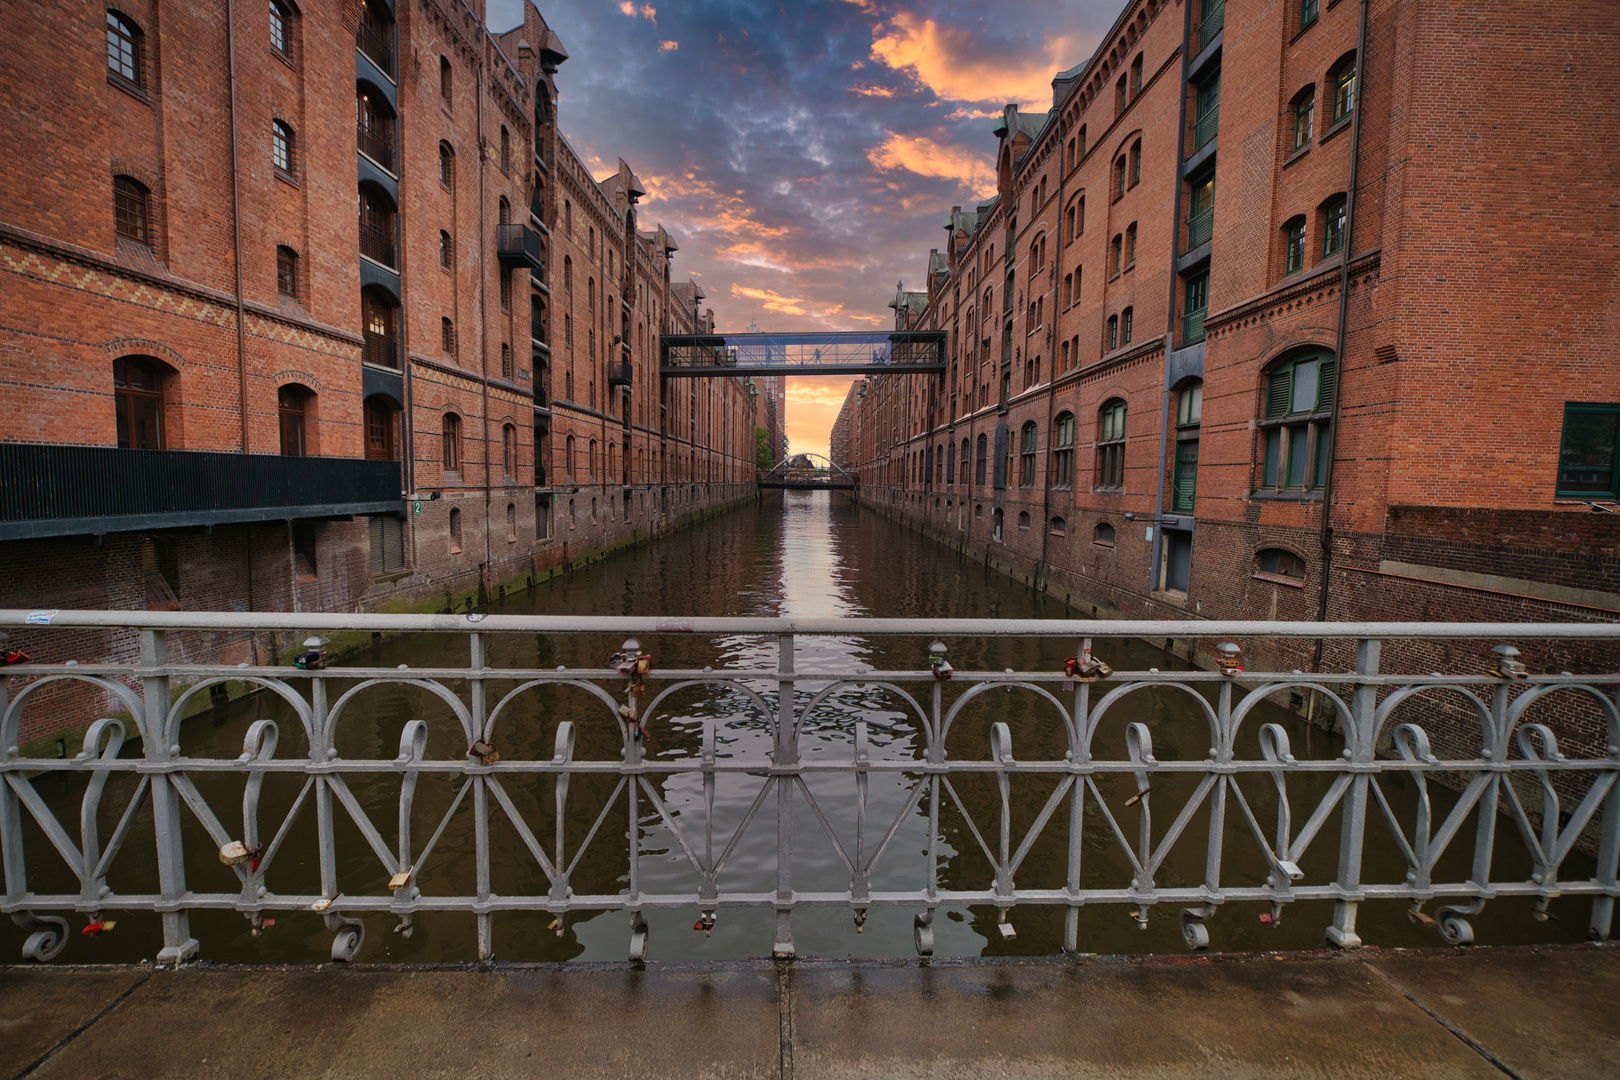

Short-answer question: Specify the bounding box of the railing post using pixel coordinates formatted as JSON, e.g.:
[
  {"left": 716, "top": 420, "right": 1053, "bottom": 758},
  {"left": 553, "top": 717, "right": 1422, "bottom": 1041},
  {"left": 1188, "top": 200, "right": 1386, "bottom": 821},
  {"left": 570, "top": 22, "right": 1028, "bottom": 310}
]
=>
[
  {"left": 1591, "top": 670, "right": 1620, "bottom": 941},
  {"left": 142, "top": 628, "right": 197, "bottom": 964},
  {"left": 1327, "top": 636, "right": 1378, "bottom": 948},
  {"left": 0, "top": 675, "right": 23, "bottom": 912},
  {"left": 470, "top": 633, "right": 493, "bottom": 959},
  {"left": 773, "top": 632, "right": 796, "bottom": 959}
]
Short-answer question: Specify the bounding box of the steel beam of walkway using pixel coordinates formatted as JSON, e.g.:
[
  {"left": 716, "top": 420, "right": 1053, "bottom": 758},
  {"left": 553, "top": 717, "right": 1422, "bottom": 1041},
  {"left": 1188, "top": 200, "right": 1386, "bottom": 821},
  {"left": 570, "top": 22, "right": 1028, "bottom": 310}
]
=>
[{"left": 660, "top": 331, "right": 946, "bottom": 377}]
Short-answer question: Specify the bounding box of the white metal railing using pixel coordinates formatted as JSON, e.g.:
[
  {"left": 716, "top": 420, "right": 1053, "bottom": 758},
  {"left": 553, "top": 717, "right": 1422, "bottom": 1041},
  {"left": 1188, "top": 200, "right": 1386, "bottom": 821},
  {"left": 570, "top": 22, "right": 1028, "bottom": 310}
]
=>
[{"left": 1, "top": 611, "right": 1617, "bottom": 964}]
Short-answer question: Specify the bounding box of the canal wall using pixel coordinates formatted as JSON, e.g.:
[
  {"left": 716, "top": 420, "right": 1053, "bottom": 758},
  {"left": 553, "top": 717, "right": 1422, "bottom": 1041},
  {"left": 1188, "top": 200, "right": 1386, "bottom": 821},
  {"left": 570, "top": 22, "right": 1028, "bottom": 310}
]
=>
[{"left": 0, "top": 482, "right": 757, "bottom": 751}]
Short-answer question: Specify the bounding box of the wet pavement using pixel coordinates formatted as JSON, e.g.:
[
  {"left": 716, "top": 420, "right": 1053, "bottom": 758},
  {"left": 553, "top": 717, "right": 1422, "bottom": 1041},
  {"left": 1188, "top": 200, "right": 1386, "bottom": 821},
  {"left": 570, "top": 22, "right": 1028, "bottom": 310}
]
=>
[{"left": 2, "top": 943, "right": 1616, "bottom": 1078}]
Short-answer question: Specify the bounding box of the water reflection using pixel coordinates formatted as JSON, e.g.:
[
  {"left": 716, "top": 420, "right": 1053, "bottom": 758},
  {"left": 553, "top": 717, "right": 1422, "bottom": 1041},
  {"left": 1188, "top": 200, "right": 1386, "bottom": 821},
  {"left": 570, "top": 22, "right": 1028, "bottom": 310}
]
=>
[{"left": 1, "top": 492, "right": 1596, "bottom": 964}]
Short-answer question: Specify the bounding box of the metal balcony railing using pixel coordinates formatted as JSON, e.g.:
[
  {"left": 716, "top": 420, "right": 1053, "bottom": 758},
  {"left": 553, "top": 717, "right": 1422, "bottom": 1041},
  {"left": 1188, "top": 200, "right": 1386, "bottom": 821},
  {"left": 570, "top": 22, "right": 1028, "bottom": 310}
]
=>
[
  {"left": 356, "top": 21, "right": 394, "bottom": 79},
  {"left": 362, "top": 330, "right": 397, "bottom": 369},
  {"left": 359, "top": 221, "right": 395, "bottom": 268},
  {"left": 0, "top": 450, "right": 400, "bottom": 541},
  {"left": 1198, "top": 0, "right": 1225, "bottom": 51},
  {"left": 1183, "top": 306, "right": 1207, "bottom": 345},
  {"left": 0, "top": 613, "right": 1616, "bottom": 964},
  {"left": 356, "top": 124, "right": 393, "bottom": 172},
  {"left": 1193, "top": 105, "right": 1220, "bottom": 152},
  {"left": 1187, "top": 206, "right": 1214, "bottom": 250},
  {"left": 608, "top": 360, "right": 633, "bottom": 387},
  {"left": 496, "top": 224, "right": 543, "bottom": 271}
]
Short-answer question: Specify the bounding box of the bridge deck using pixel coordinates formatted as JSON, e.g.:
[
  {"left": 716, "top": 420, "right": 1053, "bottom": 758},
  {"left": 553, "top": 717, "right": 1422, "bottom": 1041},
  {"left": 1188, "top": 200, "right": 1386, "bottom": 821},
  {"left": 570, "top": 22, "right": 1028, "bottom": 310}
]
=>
[
  {"left": 5, "top": 945, "right": 1615, "bottom": 1078},
  {"left": 661, "top": 330, "right": 945, "bottom": 377}
]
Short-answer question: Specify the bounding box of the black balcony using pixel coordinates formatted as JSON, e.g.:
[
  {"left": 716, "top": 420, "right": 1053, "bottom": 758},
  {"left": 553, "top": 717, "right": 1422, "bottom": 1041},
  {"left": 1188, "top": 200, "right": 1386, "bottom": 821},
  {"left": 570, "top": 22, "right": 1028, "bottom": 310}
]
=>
[
  {"left": 0, "top": 444, "right": 402, "bottom": 541},
  {"left": 356, "top": 21, "right": 394, "bottom": 79},
  {"left": 357, "top": 124, "right": 394, "bottom": 172},
  {"left": 607, "top": 361, "right": 633, "bottom": 388},
  {"left": 359, "top": 221, "right": 396, "bottom": 268},
  {"left": 496, "top": 224, "right": 544, "bottom": 271},
  {"left": 362, "top": 331, "right": 397, "bottom": 369}
]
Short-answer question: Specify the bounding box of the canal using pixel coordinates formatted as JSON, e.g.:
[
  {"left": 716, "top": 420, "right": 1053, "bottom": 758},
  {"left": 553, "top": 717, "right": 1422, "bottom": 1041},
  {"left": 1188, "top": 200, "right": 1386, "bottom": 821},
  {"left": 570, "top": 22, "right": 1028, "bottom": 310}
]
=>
[{"left": 2, "top": 492, "right": 1596, "bottom": 963}]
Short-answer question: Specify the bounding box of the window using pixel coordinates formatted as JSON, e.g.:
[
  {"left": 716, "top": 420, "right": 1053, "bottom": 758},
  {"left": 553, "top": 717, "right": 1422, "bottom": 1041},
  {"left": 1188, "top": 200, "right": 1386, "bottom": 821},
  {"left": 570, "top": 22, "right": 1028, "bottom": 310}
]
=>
[
  {"left": 1173, "top": 380, "right": 1202, "bottom": 513},
  {"left": 442, "top": 413, "right": 462, "bottom": 472},
  {"left": 1130, "top": 140, "right": 1142, "bottom": 186},
  {"left": 1106, "top": 315, "right": 1118, "bottom": 352},
  {"left": 449, "top": 507, "right": 462, "bottom": 553},
  {"left": 364, "top": 396, "right": 396, "bottom": 460},
  {"left": 441, "top": 317, "right": 456, "bottom": 356},
  {"left": 1125, "top": 223, "right": 1137, "bottom": 268},
  {"left": 503, "top": 424, "right": 517, "bottom": 478},
  {"left": 1322, "top": 195, "right": 1347, "bottom": 257},
  {"left": 564, "top": 256, "right": 572, "bottom": 292},
  {"left": 1018, "top": 511, "right": 1031, "bottom": 531},
  {"left": 1557, "top": 404, "right": 1620, "bottom": 497},
  {"left": 270, "top": 0, "right": 292, "bottom": 59},
  {"left": 278, "top": 385, "right": 310, "bottom": 456},
  {"left": 1019, "top": 422, "right": 1037, "bottom": 486},
  {"left": 362, "top": 286, "right": 396, "bottom": 367},
  {"left": 1063, "top": 273, "right": 1072, "bottom": 307},
  {"left": 1052, "top": 412, "right": 1076, "bottom": 487},
  {"left": 113, "top": 175, "right": 149, "bottom": 244},
  {"left": 1300, "top": 0, "right": 1319, "bottom": 29},
  {"left": 1097, "top": 400, "right": 1126, "bottom": 487},
  {"left": 565, "top": 200, "right": 572, "bottom": 234},
  {"left": 506, "top": 502, "right": 517, "bottom": 542},
  {"left": 369, "top": 515, "right": 405, "bottom": 573},
  {"left": 1049, "top": 516, "right": 1066, "bottom": 536},
  {"left": 357, "top": 87, "right": 394, "bottom": 171},
  {"left": 439, "top": 142, "right": 454, "bottom": 189},
  {"left": 358, "top": 185, "right": 396, "bottom": 267},
  {"left": 1122, "top": 306, "right": 1133, "bottom": 346},
  {"left": 107, "top": 11, "right": 141, "bottom": 85},
  {"left": 1111, "top": 235, "right": 1123, "bottom": 275},
  {"left": 1187, "top": 171, "right": 1214, "bottom": 248},
  {"left": 1260, "top": 352, "right": 1336, "bottom": 491},
  {"left": 1131, "top": 54, "right": 1144, "bottom": 97},
  {"left": 440, "top": 230, "right": 453, "bottom": 270},
  {"left": 501, "top": 342, "right": 512, "bottom": 380},
  {"left": 1291, "top": 88, "right": 1315, "bottom": 152},
  {"left": 113, "top": 356, "right": 164, "bottom": 449},
  {"left": 1183, "top": 270, "right": 1209, "bottom": 345},
  {"left": 1257, "top": 548, "right": 1307, "bottom": 580},
  {"left": 975, "top": 432, "right": 988, "bottom": 485},
  {"left": 1115, "top": 156, "right": 1127, "bottom": 198},
  {"left": 440, "top": 56, "right": 452, "bottom": 108},
  {"left": 272, "top": 120, "right": 295, "bottom": 175},
  {"left": 1332, "top": 58, "right": 1356, "bottom": 123},
  {"left": 1284, "top": 217, "right": 1306, "bottom": 274},
  {"left": 1194, "top": 72, "right": 1220, "bottom": 150},
  {"left": 500, "top": 126, "right": 511, "bottom": 174},
  {"left": 500, "top": 271, "right": 511, "bottom": 311},
  {"left": 1094, "top": 521, "right": 1116, "bottom": 545},
  {"left": 1116, "top": 75, "right": 1128, "bottom": 117},
  {"left": 276, "top": 246, "right": 298, "bottom": 296}
]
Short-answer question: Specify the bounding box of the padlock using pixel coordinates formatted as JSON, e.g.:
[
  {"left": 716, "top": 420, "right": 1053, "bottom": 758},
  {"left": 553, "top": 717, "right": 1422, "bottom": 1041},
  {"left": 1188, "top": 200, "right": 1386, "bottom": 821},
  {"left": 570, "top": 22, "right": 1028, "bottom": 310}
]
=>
[
  {"left": 251, "top": 915, "right": 275, "bottom": 937},
  {"left": 635, "top": 654, "right": 651, "bottom": 676},
  {"left": 927, "top": 641, "right": 952, "bottom": 681},
  {"left": 1489, "top": 644, "right": 1528, "bottom": 680},
  {"left": 1216, "top": 642, "right": 1245, "bottom": 676},
  {"left": 219, "top": 840, "right": 260, "bottom": 866},
  {"left": 632, "top": 683, "right": 647, "bottom": 697},
  {"left": 0, "top": 649, "right": 33, "bottom": 666},
  {"left": 388, "top": 871, "right": 411, "bottom": 891},
  {"left": 468, "top": 739, "right": 500, "bottom": 765},
  {"left": 80, "top": 920, "right": 116, "bottom": 936}
]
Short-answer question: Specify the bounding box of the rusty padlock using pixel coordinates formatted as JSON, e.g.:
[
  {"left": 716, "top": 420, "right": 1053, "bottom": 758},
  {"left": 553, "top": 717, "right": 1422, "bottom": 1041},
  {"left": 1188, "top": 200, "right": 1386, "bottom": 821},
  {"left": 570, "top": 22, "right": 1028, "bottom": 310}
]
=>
[{"left": 469, "top": 739, "right": 500, "bottom": 765}]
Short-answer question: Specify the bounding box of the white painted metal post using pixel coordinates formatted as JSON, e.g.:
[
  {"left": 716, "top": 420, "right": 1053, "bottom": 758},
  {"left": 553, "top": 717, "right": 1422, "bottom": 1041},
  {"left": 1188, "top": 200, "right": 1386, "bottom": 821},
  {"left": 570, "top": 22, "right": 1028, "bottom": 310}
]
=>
[{"left": 1327, "top": 637, "right": 1378, "bottom": 949}]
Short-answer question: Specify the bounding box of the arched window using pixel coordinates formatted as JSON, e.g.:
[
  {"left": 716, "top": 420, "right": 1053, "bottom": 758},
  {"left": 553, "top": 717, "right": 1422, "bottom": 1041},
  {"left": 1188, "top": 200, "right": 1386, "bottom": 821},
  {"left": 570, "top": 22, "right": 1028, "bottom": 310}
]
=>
[
  {"left": 272, "top": 120, "right": 295, "bottom": 175},
  {"left": 1290, "top": 85, "right": 1316, "bottom": 152},
  {"left": 361, "top": 286, "right": 397, "bottom": 367},
  {"left": 1115, "top": 155, "right": 1127, "bottom": 197},
  {"left": 498, "top": 196, "right": 510, "bottom": 226},
  {"left": 564, "top": 256, "right": 572, "bottom": 293},
  {"left": 1097, "top": 399, "right": 1126, "bottom": 488},
  {"left": 439, "top": 56, "right": 452, "bottom": 108},
  {"left": 1260, "top": 352, "right": 1336, "bottom": 491},
  {"left": 1094, "top": 521, "right": 1116, "bottom": 545},
  {"left": 1018, "top": 510, "right": 1031, "bottom": 531},
  {"left": 1111, "top": 234, "right": 1123, "bottom": 275},
  {"left": 1283, "top": 216, "right": 1307, "bottom": 274},
  {"left": 588, "top": 277, "right": 595, "bottom": 312},
  {"left": 506, "top": 502, "right": 517, "bottom": 542},
  {"left": 1125, "top": 223, "right": 1137, "bottom": 268},
  {"left": 1019, "top": 421, "right": 1038, "bottom": 486},
  {"left": 440, "top": 230, "right": 453, "bottom": 270},
  {"left": 589, "top": 439, "right": 598, "bottom": 478},
  {"left": 1130, "top": 53, "right": 1143, "bottom": 97},
  {"left": 975, "top": 432, "right": 988, "bottom": 486},
  {"left": 364, "top": 395, "right": 397, "bottom": 460},
  {"left": 1130, "top": 139, "right": 1142, "bottom": 185},
  {"left": 1106, "top": 314, "right": 1119, "bottom": 352},
  {"left": 1122, "top": 306, "right": 1134, "bottom": 345},
  {"left": 357, "top": 84, "right": 394, "bottom": 171},
  {"left": 276, "top": 245, "right": 298, "bottom": 297},
  {"left": 1115, "top": 74, "right": 1128, "bottom": 116},
  {"left": 1049, "top": 516, "right": 1066, "bottom": 536},
  {"left": 113, "top": 175, "right": 150, "bottom": 244},
  {"left": 1321, "top": 193, "right": 1347, "bottom": 257},
  {"left": 278, "top": 384, "right": 312, "bottom": 457},
  {"left": 113, "top": 356, "right": 166, "bottom": 449},
  {"left": 565, "top": 199, "right": 572, "bottom": 234},
  {"left": 440, "top": 316, "right": 455, "bottom": 356},
  {"left": 357, "top": 0, "right": 394, "bottom": 78},
  {"left": 442, "top": 413, "right": 462, "bottom": 473},
  {"left": 503, "top": 423, "right": 517, "bottom": 478},
  {"left": 269, "top": 0, "right": 293, "bottom": 59},
  {"left": 439, "top": 142, "right": 454, "bottom": 189},
  {"left": 106, "top": 11, "right": 142, "bottom": 86},
  {"left": 1257, "top": 548, "right": 1308, "bottom": 581},
  {"left": 565, "top": 434, "right": 575, "bottom": 479},
  {"left": 448, "top": 507, "right": 462, "bottom": 552},
  {"left": 501, "top": 343, "right": 512, "bottom": 380},
  {"left": 500, "top": 126, "right": 511, "bottom": 174},
  {"left": 1331, "top": 55, "right": 1357, "bottom": 124},
  {"left": 1052, "top": 412, "right": 1076, "bottom": 487}
]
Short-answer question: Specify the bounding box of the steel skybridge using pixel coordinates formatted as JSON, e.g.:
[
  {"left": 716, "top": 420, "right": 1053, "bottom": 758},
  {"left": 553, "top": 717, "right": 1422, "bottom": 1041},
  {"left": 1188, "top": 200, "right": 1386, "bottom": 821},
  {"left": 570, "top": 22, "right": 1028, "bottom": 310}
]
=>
[{"left": 660, "top": 330, "right": 945, "bottom": 377}]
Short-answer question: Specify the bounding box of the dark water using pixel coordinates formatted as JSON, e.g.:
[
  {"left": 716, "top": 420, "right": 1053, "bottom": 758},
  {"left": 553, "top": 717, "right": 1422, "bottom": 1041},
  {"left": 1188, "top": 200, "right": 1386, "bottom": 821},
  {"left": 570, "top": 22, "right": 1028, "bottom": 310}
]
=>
[{"left": 3, "top": 492, "right": 1595, "bottom": 963}]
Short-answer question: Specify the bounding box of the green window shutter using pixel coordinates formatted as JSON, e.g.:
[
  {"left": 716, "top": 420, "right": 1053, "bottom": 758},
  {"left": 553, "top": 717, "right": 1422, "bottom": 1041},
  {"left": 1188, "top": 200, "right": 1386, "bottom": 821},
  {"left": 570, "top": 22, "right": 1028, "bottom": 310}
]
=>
[
  {"left": 1266, "top": 371, "right": 1291, "bottom": 418},
  {"left": 1317, "top": 358, "right": 1337, "bottom": 411}
]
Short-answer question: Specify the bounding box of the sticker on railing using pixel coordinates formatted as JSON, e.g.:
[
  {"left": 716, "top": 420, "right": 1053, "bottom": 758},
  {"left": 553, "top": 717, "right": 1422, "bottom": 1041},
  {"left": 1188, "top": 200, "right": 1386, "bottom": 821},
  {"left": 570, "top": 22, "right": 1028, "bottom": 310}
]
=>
[{"left": 25, "top": 610, "right": 57, "bottom": 625}]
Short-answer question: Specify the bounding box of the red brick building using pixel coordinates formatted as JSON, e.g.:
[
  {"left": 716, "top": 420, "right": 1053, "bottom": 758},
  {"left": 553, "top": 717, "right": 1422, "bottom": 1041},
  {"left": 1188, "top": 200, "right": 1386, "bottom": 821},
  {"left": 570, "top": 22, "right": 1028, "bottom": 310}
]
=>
[
  {"left": 837, "top": 0, "right": 1620, "bottom": 684},
  {"left": 0, "top": 0, "right": 757, "bottom": 741}
]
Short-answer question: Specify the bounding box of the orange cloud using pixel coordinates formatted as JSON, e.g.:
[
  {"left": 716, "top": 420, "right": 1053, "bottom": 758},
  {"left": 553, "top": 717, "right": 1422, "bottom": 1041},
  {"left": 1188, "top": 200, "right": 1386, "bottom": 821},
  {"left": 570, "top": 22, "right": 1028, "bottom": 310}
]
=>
[
  {"left": 850, "top": 84, "right": 897, "bottom": 98},
  {"left": 867, "top": 132, "right": 997, "bottom": 197},
  {"left": 659, "top": 40, "right": 678, "bottom": 51},
  {"left": 618, "top": 2, "right": 657, "bottom": 22},
  {"left": 732, "top": 285, "right": 808, "bottom": 316},
  {"left": 870, "top": 13, "right": 1080, "bottom": 107}
]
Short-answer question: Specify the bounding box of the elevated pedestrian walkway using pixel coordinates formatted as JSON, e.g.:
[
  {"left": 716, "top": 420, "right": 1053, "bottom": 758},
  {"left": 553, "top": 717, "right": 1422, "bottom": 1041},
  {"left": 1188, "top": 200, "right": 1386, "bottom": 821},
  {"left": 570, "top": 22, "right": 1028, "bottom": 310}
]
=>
[{"left": 3, "top": 944, "right": 1615, "bottom": 1078}]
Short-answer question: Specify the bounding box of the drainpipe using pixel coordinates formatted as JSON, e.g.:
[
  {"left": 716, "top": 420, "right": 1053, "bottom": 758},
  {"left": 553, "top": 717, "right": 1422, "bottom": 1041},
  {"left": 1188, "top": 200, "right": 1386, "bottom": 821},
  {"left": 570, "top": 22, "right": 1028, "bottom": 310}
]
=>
[
  {"left": 476, "top": 40, "right": 493, "bottom": 599},
  {"left": 1311, "top": 0, "right": 1370, "bottom": 671},
  {"left": 225, "top": 0, "right": 249, "bottom": 453},
  {"left": 1149, "top": 0, "right": 1196, "bottom": 594}
]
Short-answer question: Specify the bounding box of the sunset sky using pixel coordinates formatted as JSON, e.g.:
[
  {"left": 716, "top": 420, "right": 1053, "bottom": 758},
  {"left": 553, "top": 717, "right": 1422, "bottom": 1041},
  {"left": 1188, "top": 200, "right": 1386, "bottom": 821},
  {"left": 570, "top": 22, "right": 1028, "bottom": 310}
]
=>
[{"left": 489, "top": 0, "right": 1120, "bottom": 458}]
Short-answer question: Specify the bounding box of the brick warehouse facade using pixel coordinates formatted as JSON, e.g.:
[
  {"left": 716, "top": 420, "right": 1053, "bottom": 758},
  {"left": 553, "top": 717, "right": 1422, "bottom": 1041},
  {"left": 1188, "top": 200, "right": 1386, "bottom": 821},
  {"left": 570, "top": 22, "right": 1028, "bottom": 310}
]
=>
[
  {"left": 0, "top": 0, "right": 759, "bottom": 745},
  {"left": 833, "top": 0, "right": 1620, "bottom": 752}
]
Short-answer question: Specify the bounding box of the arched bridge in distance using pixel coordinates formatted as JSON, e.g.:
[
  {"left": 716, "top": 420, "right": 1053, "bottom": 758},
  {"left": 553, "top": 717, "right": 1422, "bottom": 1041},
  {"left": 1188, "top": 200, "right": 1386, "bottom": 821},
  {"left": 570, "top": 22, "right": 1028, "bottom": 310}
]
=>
[{"left": 759, "top": 453, "right": 857, "bottom": 491}]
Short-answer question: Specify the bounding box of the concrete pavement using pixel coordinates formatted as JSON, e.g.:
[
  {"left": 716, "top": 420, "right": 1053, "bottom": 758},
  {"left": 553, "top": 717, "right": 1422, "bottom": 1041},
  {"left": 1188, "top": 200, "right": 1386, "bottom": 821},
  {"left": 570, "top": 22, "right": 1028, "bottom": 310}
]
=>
[{"left": 2, "top": 944, "right": 1616, "bottom": 1078}]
